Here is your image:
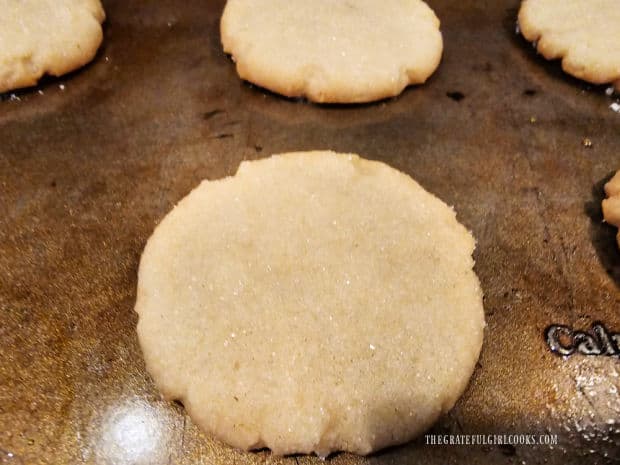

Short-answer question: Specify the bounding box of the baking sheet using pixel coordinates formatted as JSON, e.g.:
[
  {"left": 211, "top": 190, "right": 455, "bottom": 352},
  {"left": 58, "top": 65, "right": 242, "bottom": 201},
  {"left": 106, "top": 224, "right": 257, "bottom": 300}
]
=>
[{"left": 1, "top": 0, "right": 620, "bottom": 463}]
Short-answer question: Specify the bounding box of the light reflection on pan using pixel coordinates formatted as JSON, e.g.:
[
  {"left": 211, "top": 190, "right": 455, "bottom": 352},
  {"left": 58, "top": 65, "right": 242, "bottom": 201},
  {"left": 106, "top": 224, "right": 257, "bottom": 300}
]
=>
[{"left": 95, "top": 398, "right": 170, "bottom": 465}]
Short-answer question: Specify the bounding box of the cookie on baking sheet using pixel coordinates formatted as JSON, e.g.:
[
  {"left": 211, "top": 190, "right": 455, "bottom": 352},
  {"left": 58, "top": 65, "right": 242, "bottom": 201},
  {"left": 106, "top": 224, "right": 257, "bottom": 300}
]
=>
[
  {"left": 603, "top": 171, "right": 620, "bottom": 246},
  {"left": 220, "top": 0, "right": 443, "bottom": 103},
  {"left": 0, "top": 0, "right": 105, "bottom": 94},
  {"left": 518, "top": 0, "right": 620, "bottom": 91},
  {"left": 135, "top": 151, "right": 485, "bottom": 456}
]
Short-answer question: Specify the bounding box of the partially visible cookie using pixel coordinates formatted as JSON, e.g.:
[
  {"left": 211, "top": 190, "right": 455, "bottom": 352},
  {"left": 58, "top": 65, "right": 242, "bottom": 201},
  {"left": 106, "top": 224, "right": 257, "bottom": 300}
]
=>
[
  {"left": 221, "top": 0, "right": 443, "bottom": 103},
  {"left": 0, "top": 0, "right": 105, "bottom": 94},
  {"left": 603, "top": 171, "right": 620, "bottom": 246},
  {"left": 518, "top": 0, "right": 620, "bottom": 91}
]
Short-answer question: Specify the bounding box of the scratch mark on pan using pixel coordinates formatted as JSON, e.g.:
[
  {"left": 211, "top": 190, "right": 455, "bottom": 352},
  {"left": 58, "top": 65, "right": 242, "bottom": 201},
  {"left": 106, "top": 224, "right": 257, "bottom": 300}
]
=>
[
  {"left": 209, "top": 133, "right": 234, "bottom": 139},
  {"left": 203, "top": 109, "right": 225, "bottom": 120},
  {"left": 577, "top": 384, "right": 602, "bottom": 419}
]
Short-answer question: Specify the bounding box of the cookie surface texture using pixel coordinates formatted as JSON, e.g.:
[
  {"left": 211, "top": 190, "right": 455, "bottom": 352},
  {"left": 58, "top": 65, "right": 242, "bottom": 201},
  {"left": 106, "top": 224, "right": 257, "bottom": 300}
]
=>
[
  {"left": 603, "top": 170, "right": 620, "bottom": 247},
  {"left": 0, "top": 0, "right": 105, "bottom": 93},
  {"left": 518, "top": 0, "right": 620, "bottom": 90},
  {"left": 135, "top": 151, "right": 485, "bottom": 456},
  {"left": 220, "top": 0, "right": 443, "bottom": 103}
]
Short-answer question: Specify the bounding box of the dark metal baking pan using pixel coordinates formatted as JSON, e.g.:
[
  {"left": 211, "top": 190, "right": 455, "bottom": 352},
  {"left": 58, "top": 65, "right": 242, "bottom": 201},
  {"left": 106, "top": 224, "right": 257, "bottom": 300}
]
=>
[{"left": 1, "top": 0, "right": 619, "bottom": 463}]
